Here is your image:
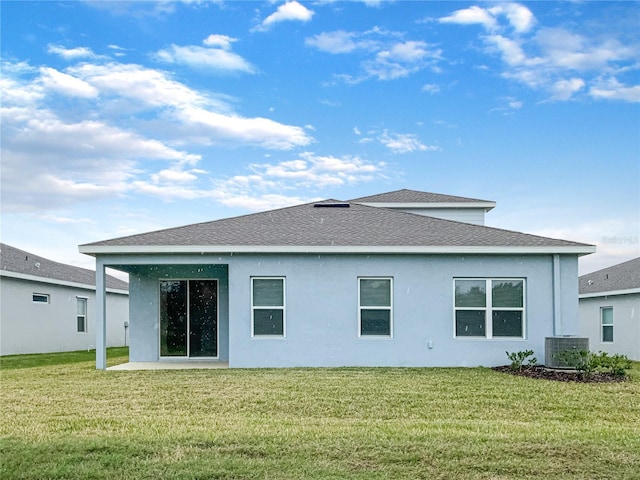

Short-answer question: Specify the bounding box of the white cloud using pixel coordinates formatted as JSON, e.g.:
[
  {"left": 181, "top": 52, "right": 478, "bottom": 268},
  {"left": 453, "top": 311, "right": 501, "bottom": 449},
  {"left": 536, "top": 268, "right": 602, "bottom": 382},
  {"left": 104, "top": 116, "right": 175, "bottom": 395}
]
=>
[
  {"left": 422, "top": 83, "right": 440, "bottom": 94},
  {"left": 589, "top": 77, "right": 640, "bottom": 102},
  {"left": 212, "top": 152, "right": 386, "bottom": 208},
  {"left": 177, "top": 106, "right": 312, "bottom": 149},
  {"left": 203, "top": 34, "right": 236, "bottom": 50},
  {"left": 67, "top": 62, "right": 312, "bottom": 147},
  {"left": 489, "top": 3, "right": 536, "bottom": 33},
  {"left": 307, "top": 29, "right": 441, "bottom": 82},
  {"left": 47, "top": 44, "right": 97, "bottom": 60},
  {"left": 155, "top": 36, "right": 255, "bottom": 73},
  {"left": 439, "top": 5, "right": 497, "bottom": 30},
  {"left": 39, "top": 67, "right": 99, "bottom": 98},
  {"left": 0, "top": 59, "right": 315, "bottom": 212},
  {"left": 440, "top": 3, "right": 534, "bottom": 33},
  {"left": 441, "top": 4, "right": 639, "bottom": 103},
  {"left": 379, "top": 131, "right": 439, "bottom": 154},
  {"left": 550, "top": 78, "right": 585, "bottom": 101},
  {"left": 255, "top": 1, "right": 314, "bottom": 32},
  {"left": 305, "top": 31, "right": 357, "bottom": 54}
]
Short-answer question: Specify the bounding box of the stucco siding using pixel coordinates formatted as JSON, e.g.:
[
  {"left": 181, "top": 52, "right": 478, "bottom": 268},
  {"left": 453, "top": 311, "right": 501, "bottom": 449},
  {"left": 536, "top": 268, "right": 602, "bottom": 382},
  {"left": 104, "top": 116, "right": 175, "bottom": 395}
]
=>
[
  {"left": 579, "top": 293, "right": 640, "bottom": 361},
  {"left": 395, "top": 207, "right": 486, "bottom": 225},
  {"left": 228, "top": 254, "right": 572, "bottom": 368},
  {"left": 0, "top": 276, "right": 128, "bottom": 355},
  {"left": 115, "top": 253, "right": 579, "bottom": 367}
]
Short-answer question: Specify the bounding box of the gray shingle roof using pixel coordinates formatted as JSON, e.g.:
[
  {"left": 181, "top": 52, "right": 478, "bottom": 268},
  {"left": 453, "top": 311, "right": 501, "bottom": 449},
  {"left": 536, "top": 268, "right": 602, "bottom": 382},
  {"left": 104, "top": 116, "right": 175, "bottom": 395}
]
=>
[
  {"left": 351, "top": 189, "right": 493, "bottom": 204},
  {"left": 579, "top": 257, "right": 640, "bottom": 294},
  {"left": 1, "top": 243, "right": 128, "bottom": 290},
  {"left": 80, "top": 200, "right": 591, "bottom": 251}
]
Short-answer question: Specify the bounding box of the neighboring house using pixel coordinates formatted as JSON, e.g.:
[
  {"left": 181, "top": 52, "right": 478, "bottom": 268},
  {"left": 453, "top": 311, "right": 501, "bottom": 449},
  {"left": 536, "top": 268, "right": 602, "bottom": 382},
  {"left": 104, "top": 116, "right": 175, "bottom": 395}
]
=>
[
  {"left": 579, "top": 257, "right": 640, "bottom": 361},
  {"left": 79, "top": 189, "right": 595, "bottom": 370},
  {"left": 0, "top": 243, "right": 129, "bottom": 356}
]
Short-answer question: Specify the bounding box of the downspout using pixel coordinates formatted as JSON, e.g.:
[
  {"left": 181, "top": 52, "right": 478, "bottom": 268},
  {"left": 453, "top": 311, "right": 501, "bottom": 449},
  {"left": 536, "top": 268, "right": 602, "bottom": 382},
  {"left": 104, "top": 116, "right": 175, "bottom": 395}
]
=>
[
  {"left": 96, "top": 260, "right": 107, "bottom": 370},
  {"left": 552, "top": 254, "right": 562, "bottom": 336}
]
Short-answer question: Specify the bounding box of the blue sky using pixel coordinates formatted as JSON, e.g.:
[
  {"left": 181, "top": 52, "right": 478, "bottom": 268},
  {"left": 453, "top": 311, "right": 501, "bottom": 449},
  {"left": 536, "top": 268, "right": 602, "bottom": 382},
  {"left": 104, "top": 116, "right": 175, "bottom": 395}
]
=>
[{"left": 1, "top": 0, "right": 638, "bottom": 276}]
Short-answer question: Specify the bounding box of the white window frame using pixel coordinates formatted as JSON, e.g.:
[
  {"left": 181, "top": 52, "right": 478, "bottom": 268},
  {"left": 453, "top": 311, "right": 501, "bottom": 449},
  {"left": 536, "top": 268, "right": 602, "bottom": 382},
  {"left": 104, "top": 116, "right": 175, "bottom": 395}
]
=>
[
  {"left": 358, "top": 277, "right": 393, "bottom": 338},
  {"left": 76, "top": 297, "right": 88, "bottom": 333},
  {"left": 251, "top": 277, "right": 286, "bottom": 338},
  {"left": 32, "top": 293, "right": 50, "bottom": 304},
  {"left": 601, "top": 306, "right": 613, "bottom": 343},
  {"left": 453, "top": 278, "right": 526, "bottom": 339}
]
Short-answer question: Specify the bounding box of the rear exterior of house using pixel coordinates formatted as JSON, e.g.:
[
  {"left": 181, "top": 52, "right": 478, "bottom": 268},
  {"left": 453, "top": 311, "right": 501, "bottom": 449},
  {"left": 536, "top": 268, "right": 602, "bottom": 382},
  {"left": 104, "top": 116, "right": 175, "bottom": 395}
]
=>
[
  {"left": 0, "top": 244, "right": 129, "bottom": 355},
  {"left": 579, "top": 258, "right": 640, "bottom": 361},
  {"left": 79, "top": 190, "right": 595, "bottom": 369}
]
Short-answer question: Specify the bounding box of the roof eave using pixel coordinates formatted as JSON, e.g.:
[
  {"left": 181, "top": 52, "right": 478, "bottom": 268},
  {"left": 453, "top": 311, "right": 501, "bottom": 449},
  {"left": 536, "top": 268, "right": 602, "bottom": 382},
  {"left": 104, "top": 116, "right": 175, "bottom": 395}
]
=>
[
  {"left": 0, "top": 270, "right": 129, "bottom": 294},
  {"left": 79, "top": 244, "right": 596, "bottom": 256},
  {"left": 579, "top": 287, "right": 640, "bottom": 298}
]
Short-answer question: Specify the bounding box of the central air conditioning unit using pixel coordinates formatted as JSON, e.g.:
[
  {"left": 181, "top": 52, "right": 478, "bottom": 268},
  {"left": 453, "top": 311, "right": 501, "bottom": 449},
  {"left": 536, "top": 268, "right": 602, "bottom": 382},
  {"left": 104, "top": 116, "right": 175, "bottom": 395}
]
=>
[{"left": 545, "top": 336, "right": 590, "bottom": 369}]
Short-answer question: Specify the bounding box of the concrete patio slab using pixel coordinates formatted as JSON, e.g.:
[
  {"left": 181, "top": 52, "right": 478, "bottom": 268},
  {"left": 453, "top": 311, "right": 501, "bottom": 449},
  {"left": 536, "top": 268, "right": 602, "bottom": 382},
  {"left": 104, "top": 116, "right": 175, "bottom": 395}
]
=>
[{"left": 108, "top": 361, "right": 229, "bottom": 370}]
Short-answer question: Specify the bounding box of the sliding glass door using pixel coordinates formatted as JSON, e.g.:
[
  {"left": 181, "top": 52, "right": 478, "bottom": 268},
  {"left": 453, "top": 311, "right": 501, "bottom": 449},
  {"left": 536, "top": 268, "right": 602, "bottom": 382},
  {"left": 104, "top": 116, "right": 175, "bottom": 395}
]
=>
[{"left": 160, "top": 280, "right": 217, "bottom": 358}]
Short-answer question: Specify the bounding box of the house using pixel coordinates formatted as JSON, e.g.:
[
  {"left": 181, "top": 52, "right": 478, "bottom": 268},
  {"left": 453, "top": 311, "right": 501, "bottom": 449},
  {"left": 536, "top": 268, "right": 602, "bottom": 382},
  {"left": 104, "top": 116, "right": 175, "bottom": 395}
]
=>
[
  {"left": 578, "top": 257, "right": 640, "bottom": 361},
  {"left": 0, "top": 243, "right": 129, "bottom": 356},
  {"left": 79, "top": 189, "right": 595, "bottom": 370}
]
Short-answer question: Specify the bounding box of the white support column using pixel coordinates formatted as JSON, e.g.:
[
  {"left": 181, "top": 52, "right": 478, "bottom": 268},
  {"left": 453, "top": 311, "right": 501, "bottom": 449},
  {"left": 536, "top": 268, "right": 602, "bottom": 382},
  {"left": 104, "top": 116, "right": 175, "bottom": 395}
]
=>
[
  {"left": 552, "top": 254, "right": 562, "bottom": 336},
  {"left": 96, "top": 260, "right": 107, "bottom": 370}
]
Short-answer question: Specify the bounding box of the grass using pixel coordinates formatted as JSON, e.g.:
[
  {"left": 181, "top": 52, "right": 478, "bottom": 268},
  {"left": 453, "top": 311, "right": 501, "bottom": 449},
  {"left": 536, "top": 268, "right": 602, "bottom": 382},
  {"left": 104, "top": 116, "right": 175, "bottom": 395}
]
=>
[{"left": 1, "top": 351, "right": 639, "bottom": 479}]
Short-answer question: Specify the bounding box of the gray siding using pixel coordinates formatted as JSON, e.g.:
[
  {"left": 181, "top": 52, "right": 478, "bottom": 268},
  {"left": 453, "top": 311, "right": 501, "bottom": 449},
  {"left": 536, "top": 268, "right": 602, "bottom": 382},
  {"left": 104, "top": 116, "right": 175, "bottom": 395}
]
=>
[
  {"left": 118, "top": 253, "right": 579, "bottom": 368},
  {"left": 579, "top": 293, "right": 640, "bottom": 361},
  {"left": 394, "top": 207, "right": 487, "bottom": 225},
  {"left": 0, "top": 276, "right": 128, "bottom": 355}
]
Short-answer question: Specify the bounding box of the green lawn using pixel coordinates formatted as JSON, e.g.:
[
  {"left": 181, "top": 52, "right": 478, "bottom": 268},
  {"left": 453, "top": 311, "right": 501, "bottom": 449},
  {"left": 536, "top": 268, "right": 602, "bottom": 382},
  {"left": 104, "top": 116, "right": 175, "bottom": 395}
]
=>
[{"left": 1, "top": 350, "right": 639, "bottom": 479}]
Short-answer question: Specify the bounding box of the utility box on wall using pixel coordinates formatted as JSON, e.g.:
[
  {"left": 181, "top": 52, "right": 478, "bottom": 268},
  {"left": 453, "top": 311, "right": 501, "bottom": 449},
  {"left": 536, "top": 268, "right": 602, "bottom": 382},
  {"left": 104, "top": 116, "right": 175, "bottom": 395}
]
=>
[{"left": 545, "top": 336, "right": 589, "bottom": 368}]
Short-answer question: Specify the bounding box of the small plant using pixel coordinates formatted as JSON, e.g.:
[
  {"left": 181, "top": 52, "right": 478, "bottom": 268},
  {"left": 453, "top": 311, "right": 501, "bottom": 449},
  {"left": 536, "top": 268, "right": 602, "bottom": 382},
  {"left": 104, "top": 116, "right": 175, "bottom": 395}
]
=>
[
  {"left": 506, "top": 350, "right": 537, "bottom": 371},
  {"left": 556, "top": 349, "right": 597, "bottom": 379},
  {"left": 593, "top": 351, "right": 632, "bottom": 378},
  {"left": 556, "top": 349, "right": 632, "bottom": 379}
]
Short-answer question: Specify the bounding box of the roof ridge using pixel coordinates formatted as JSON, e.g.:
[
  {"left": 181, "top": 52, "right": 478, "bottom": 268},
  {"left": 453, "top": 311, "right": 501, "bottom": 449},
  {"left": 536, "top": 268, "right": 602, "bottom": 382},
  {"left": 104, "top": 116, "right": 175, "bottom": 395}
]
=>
[{"left": 350, "top": 188, "right": 494, "bottom": 204}]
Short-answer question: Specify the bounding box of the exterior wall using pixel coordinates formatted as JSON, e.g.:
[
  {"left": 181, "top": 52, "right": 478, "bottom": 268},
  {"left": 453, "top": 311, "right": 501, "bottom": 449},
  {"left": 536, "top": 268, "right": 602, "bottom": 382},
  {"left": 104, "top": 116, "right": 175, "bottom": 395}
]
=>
[
  {"left": 228, "top": 253, "right": 576, "bottom": 368},
  {"left": 558, "top": 254, "right": 580, "bottom": 334},
  {"left": 127, "top": 264, "right": 229, "bottom": 362},
  {"left": 579, "top": 293, "right": 640, "bottom": 361},
  {"left": 0, "top": 276, "right": 128, "bottom": 355},
  {"left": 116, "top": 253, "right": 579, "bottom": 368},
  {"left": 394, "top": 207, "right": 486, "bottom": 225}
]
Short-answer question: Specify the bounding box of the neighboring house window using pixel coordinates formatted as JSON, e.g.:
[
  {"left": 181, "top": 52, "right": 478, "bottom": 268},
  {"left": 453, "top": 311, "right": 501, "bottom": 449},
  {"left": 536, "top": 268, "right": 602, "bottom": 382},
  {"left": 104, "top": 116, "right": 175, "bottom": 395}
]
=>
[
  {"left": 251, "top": 277, "right": 285, "bottom": 337},
  {"left": 32, "top": 293, "right": 49, "bottom": 304},
  {"left": 601, "top": 307, "right": 613, "bottom": 343},
  {"left": 454, "top": 279, "right": 525, "bottom": 338},
  {"left": 359, "top": 277, "right": 393, "bottom": 336},
  {"left": 77, "top": 297, "right": 87, "bottom": 333}
]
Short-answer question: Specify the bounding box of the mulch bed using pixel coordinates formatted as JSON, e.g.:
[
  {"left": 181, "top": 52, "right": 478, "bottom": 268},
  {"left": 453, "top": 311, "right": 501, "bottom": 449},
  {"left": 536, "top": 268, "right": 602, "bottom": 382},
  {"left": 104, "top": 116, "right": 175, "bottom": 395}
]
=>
[{"left": 492, "top": 365, "right": 628, "bottom": 383}]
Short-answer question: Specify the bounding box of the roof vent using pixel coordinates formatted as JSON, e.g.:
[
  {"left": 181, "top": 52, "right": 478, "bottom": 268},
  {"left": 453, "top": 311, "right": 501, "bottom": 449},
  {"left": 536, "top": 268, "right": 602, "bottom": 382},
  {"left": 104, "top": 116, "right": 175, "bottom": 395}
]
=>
[{"left": 314, "top": 203, "right": 350, "bottom": 208}]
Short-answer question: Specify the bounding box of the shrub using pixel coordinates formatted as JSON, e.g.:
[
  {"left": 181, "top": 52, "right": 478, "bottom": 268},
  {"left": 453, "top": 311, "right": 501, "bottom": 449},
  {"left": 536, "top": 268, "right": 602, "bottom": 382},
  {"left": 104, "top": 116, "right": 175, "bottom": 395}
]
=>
[
  {"left": 556, "top": 350, "right": 632, "bottom": 379},
  {"left": 506, "top": 350, "right": 537, "bottom": 372},
  {"left": 594, "top": 351, "right": 632, "bottom": 377}
]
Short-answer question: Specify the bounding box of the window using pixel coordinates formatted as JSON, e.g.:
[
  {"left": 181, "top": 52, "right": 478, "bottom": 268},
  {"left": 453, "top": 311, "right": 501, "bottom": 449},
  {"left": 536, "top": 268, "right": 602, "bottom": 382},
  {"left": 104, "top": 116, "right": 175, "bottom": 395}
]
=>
[
  {"left": 454, "top": 279, "right": 525, "bottom": 338},
  {"left": 32, "top": 293, "right": 49, "bottom": 304},
  {"left": 77, "top": 297, "right": 87, "bottom": 333},
  {"left": 359, "top": 277, "right": 393, "bottom": 336},
  {"left": 160, "top": 280, "right": 218, "bottom": 357},
  {"left": 251, "top": 277, "right": 285, "bottom": 337},
  {"left": 601, "top": 307, "right": 613, "bottom": 342}
]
